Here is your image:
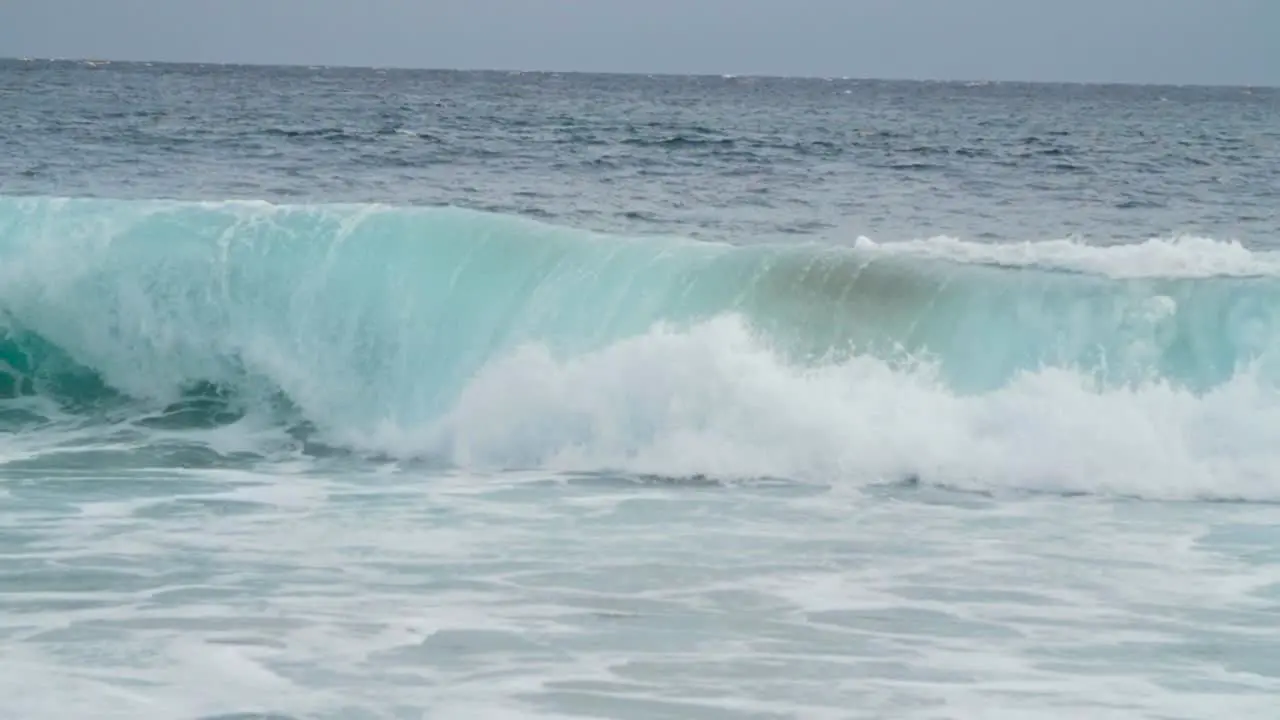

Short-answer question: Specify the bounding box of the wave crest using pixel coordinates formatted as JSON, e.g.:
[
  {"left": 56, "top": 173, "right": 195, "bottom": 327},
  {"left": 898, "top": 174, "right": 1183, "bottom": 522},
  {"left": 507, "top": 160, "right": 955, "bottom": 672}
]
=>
[{"left": 0, "top": 195, "right": 1277, "bottom": 499}]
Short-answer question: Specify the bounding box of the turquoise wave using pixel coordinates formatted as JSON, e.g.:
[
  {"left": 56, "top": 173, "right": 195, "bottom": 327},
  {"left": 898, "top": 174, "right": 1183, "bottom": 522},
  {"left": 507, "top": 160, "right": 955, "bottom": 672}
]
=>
[{"left": 0, "top": 195, "right": 1277, "bottom": 434}]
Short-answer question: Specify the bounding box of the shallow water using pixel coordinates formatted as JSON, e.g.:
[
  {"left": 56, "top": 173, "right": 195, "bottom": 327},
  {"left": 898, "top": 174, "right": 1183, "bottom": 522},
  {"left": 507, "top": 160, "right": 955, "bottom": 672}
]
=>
[{"left": 4, "top": 466, "right": 1280, "bottom": 719}]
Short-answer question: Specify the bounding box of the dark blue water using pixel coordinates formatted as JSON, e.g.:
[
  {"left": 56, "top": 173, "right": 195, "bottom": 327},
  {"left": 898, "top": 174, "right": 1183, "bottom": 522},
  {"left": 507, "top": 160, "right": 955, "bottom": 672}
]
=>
[{"left": 3, "top": 59, "right": 1277, "bottom": 245}]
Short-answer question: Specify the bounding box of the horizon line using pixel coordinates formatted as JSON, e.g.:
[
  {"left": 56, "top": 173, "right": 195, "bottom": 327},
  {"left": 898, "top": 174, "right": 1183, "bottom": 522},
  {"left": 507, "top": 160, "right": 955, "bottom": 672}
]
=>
[{"left": 3, "top": 55, "right": 1274, "bottom": 90}]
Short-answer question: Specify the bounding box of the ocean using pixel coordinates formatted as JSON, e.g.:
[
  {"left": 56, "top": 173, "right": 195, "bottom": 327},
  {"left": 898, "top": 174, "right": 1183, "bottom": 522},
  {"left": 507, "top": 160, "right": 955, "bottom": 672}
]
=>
[{"left": 1, "top": 59, "right": 1279, "bottom": 719}]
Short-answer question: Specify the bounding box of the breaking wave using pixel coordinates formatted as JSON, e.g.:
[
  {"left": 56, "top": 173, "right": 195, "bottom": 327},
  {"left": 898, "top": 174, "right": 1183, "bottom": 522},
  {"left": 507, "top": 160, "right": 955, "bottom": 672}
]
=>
[{"left": 1, "top": 195, "right": 1277, "bottom": 499}]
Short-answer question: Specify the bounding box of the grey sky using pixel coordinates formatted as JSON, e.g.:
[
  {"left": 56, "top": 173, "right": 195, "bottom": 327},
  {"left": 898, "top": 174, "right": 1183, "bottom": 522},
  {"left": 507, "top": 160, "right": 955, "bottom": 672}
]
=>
[{"left": 2, "top": 0, "right": 1276, "bottom": 86}]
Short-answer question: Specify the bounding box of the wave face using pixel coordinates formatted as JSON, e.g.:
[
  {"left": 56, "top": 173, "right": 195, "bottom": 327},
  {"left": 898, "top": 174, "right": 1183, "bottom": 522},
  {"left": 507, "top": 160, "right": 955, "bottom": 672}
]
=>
[{"left": 2, "top": 196, "right": 1279, "bottom": 498}]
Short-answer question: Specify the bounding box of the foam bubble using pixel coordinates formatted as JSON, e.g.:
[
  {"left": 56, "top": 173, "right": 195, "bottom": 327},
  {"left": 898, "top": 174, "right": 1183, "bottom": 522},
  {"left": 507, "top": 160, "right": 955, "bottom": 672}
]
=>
[
  {"left": 852, "top": 234, "right": 1280, "bottom": 278},
  {"left": 353, "top": 315, "right": 1280, "bottom": 501}
]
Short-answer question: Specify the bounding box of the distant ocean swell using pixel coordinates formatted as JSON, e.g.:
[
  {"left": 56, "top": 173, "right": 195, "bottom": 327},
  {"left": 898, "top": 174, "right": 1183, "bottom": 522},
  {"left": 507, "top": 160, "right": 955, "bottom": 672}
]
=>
[{"left": 1, "top": 195, "right": 1277, "bottom": 498}]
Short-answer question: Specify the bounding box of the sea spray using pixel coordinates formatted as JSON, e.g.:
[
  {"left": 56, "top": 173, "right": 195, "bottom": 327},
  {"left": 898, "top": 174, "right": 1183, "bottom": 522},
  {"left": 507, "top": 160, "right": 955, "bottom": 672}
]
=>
[{"left": 1, "top": 195, "right": 1278, "bottom": 496}]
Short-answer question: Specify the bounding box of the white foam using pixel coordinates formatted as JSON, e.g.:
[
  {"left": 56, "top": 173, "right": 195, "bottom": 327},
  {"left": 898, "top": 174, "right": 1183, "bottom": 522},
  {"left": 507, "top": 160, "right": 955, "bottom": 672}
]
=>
[
  {"left": 352, "top": 315, "right": 1280, "bottom": 501},
  {"left": 852, "top": 234, "right": 1280, "bottom": 279}
]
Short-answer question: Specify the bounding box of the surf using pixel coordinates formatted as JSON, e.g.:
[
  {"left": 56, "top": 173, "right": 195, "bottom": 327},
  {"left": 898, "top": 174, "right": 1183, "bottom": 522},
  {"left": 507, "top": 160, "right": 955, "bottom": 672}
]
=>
[{"left": 1, "top": 195, "right": 1277, "bottom": 499}]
